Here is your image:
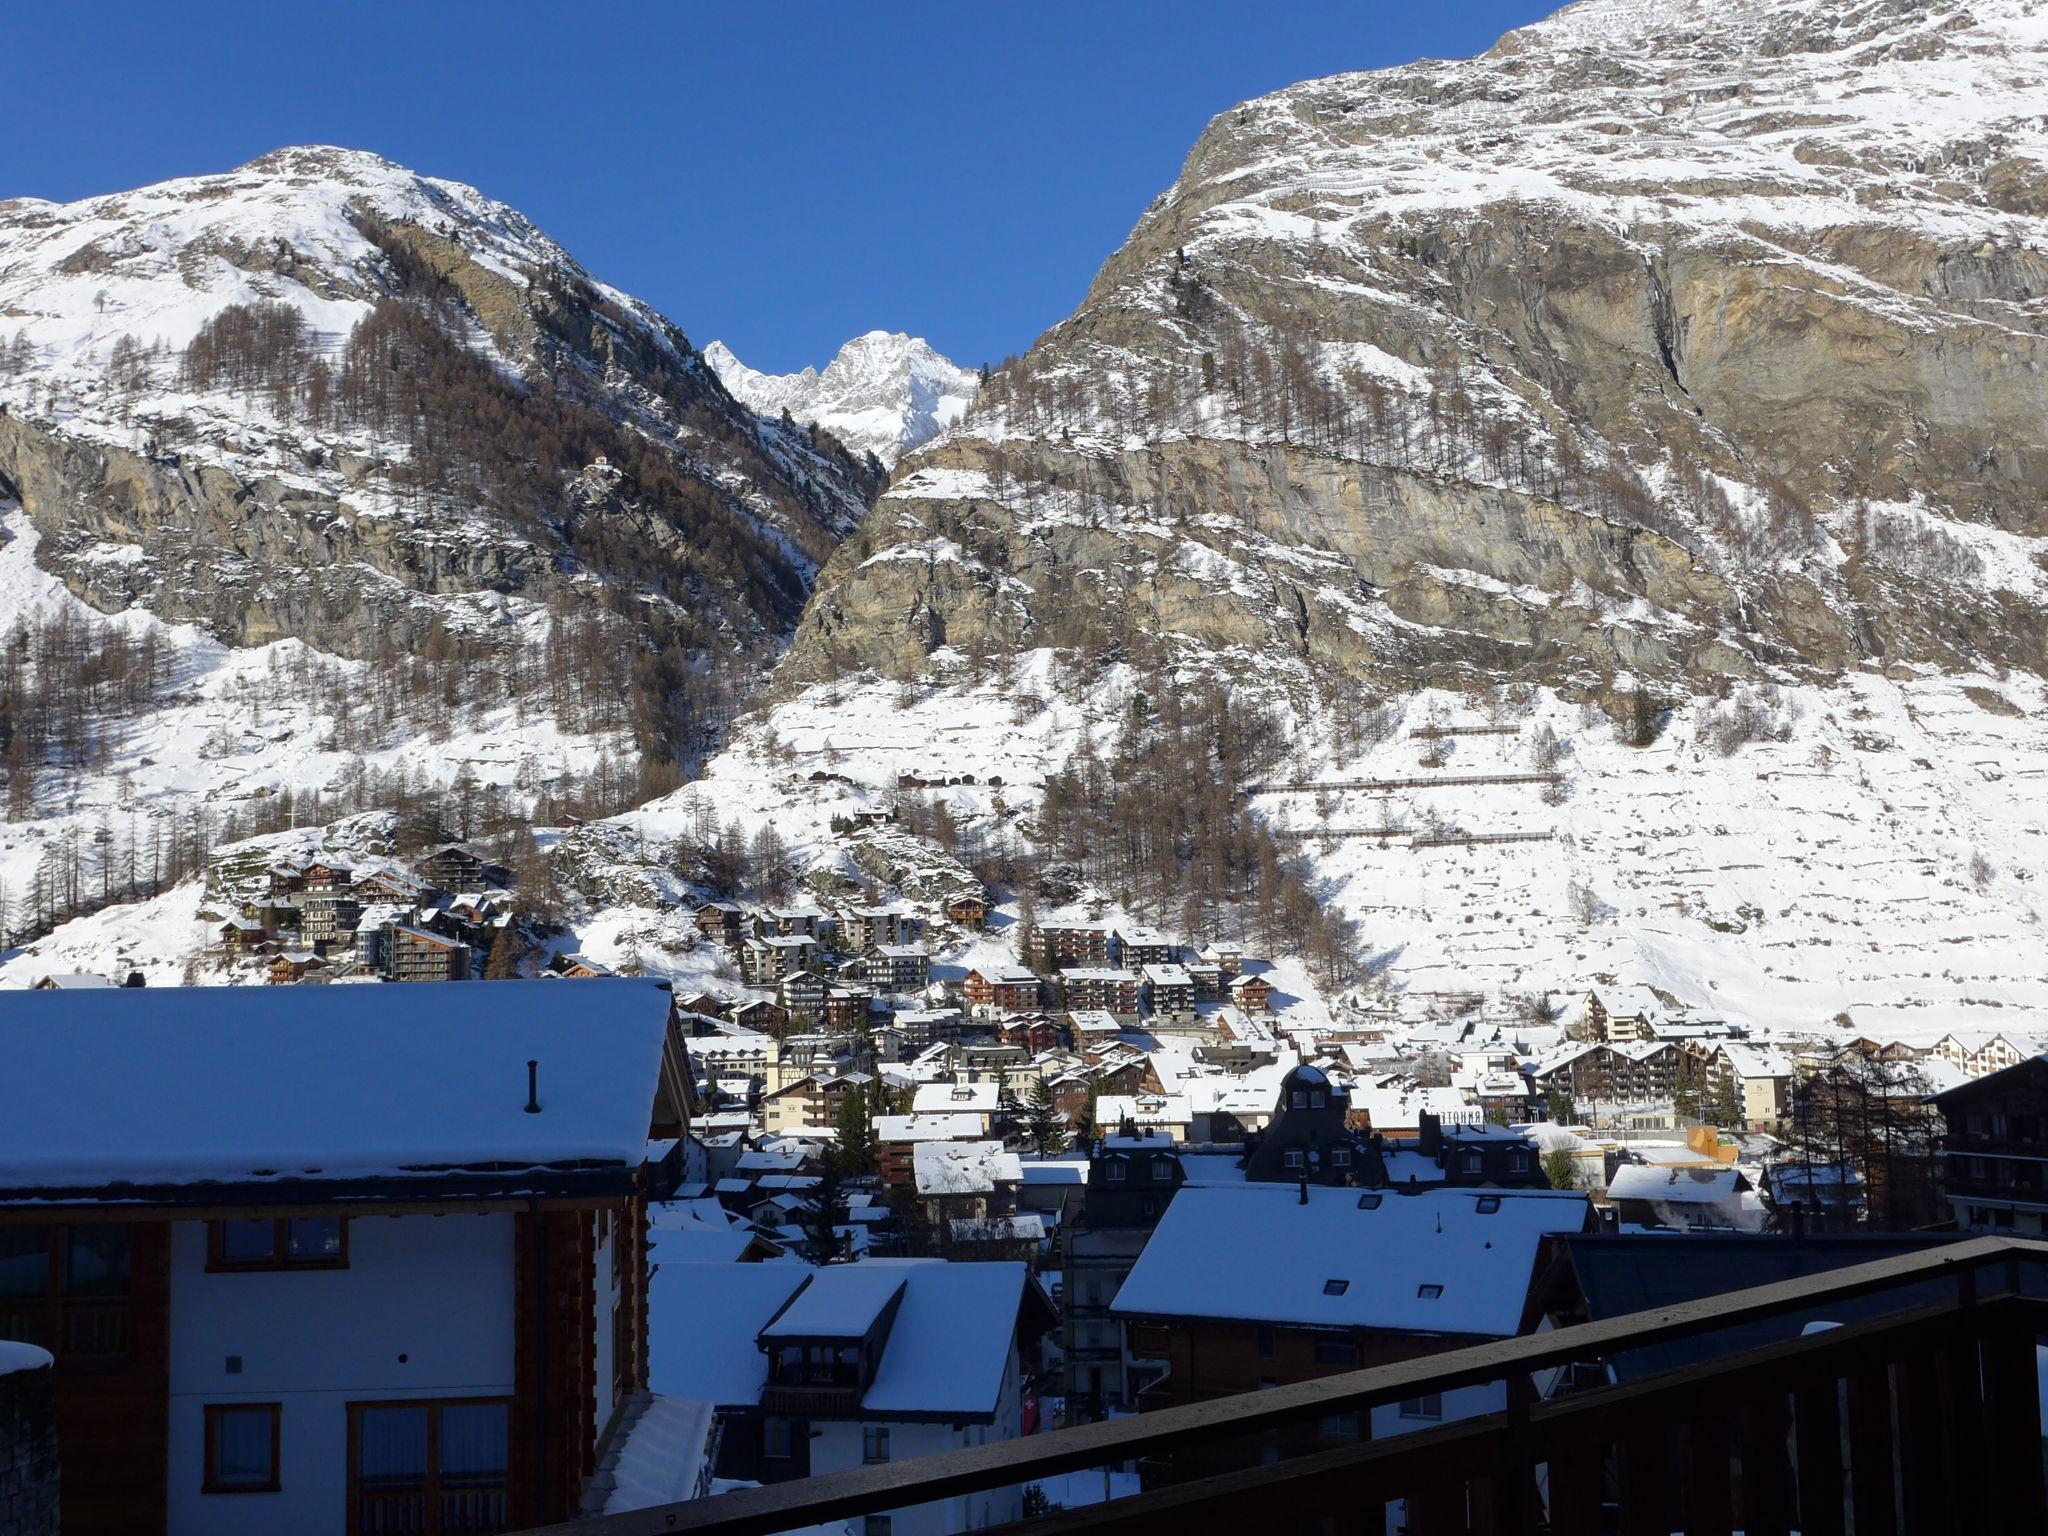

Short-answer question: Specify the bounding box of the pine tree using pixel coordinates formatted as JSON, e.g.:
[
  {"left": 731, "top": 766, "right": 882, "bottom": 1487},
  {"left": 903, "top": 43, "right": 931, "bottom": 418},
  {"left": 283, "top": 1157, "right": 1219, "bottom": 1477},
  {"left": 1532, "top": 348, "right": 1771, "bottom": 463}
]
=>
[
  {"left": 483, "top": 925, "right": 519, "bottom": 979},
  {"left": 834, "top": 1086, "right": 877, "bottom": 1179},
  {"left": 1025, "top": 1075, "right": 1069, "bottom": 1157},
  {"left": 800, "top": 1158, "right": 850, "bottom": 1263}
]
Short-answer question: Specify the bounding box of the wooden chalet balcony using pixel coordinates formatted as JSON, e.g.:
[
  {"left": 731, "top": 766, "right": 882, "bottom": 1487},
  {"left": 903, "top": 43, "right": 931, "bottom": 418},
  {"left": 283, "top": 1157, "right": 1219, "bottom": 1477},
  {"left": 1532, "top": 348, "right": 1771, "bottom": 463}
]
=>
[
  {"left": 519, "top": 1236, "right": 2048, "bottom": 1536},
  {"left": 759, "top": 1381, "right": 864, "bottom": 1418}
]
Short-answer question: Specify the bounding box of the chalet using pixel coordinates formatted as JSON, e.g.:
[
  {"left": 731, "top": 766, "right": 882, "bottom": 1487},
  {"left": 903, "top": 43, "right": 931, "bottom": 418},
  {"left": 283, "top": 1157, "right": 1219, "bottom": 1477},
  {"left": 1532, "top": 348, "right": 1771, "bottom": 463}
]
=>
[
  {"left": 554, "top": 954, "right": 613, "bottom": 979},
  {"left": 874, "top": 1113, "right": 987, "bottom": 1190},
  {"left": 869, "top": 944, "right": 932, "bottom": 996},
  {"left": 1111, "top": 1185, "right": 1592, "bottom": 1469},
  {"left": 763, "top": 1073, "right": 872, "bottom": 1136},
  {"left": 1115, "top": 927, "right": 1177, "bottom": 969},
  {"left": 839, "top": 905, "right": 923, "bottom": 954},
  {"left": 1582, "top": 985, "right": 1665, "bottom": 1043},
  {"left": 1062, "top": 1130, "right": 1186, "bottom": 1411},
  {"left": 777, "top": 969, "right": 828, "bottom": 1027},
  {"left": 741, "top": 934, "right": 818, "bottom": 986},
  {"left": 963, "top": 966, "right": 1042, "bottom": 1016},
  {"left": 1606, "top": 1163, "right": 1769, "bottom": 1232},
  {"left": 1243, "top": 1066, "right": 1385, "bottom": 1187},
  {"left": 1933, "top": 1052, "right": 2048, "bottom": 1234},
  {"left": 943, "top": 893, "right": 990, "bottom": 930},
  {"left": 998, "top": 1014, "right": 1063, "bottom": 1055},
  {"left": 885, "top": 1007, "right": 964, "bottom": 1049},
  {"left": 766, "top": 906, "right": 826, "bottom": 938},
  {"left": 910, "top": 1080, "right": 1002, "bottom": 1135},
  {"left": 351, "top": 866, "right": 430, "bottom": 906},
  {"left": 1381, "top": 1117, "right": 1548, "bottom": 1190},
  {"left": 1186, "top": 961, "right": 1226, "bottom": 1003},
  {"left": 731, "top": 998, "right": 789, "bottom": 1035},
  {"left": 216, "top": 916, "right": 265, "bottom": 958},
  {"left": 266, "top": 950, "right": 325, "bottom": 986},
  {"left": 1141, "top": 964, "right": 1195, "bottom": 1018},
  {"left": 1198, "top": 941, "right": 1245, "bottom": 977},
  {"left": 913, "top": 1141, "right": 1023, "bottom": 1228},
  {"left": 1061, "top": 968, "right": 1141, "bottom": 1018},
  {"left": 1227, "top": 972, "right": 1273, "bottom": 1014},
  {"left": 263, "top": 861, "right": 307, "bottom": 898},
  {"left": 1705, "top": 1042, "right": 1795, "bottom": 1131},
  {"left": 0, "top": 978, "right": 690, "bottom": 1536},
  {"left": 386, "top": 924, "right": 471, "bottom": 983},
  {"left": 750, "top": 1261, "right": 1054, "bottom": 1533},
  {"left": 1532, "top": 1040, "right": 1682, "bottom": 1108},
  {"left": 1931, "top": 1030, "right": 2042, "bottom": 1081},
  {"left": 1027, "top": 921, "right": 1118, "bottom": 972},
  {"left": 301, "top": 860, "right": 352, "bottom": 893},
  {"left": 417, "top": 842, "right": 488, "bottom": 893},
  {"left": 297, "top": 890, "right": 361, "bottom": 951},
  {"left": 693, "top": 901, "right": 747, "bottom": 950}
]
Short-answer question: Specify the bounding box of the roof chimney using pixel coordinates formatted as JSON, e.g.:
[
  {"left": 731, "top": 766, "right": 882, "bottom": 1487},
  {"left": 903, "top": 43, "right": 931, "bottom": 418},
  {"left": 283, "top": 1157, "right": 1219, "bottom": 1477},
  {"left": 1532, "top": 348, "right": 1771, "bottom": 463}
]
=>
[{"left": 525, "top": 1060, "right": 542, "bottom": 1114}]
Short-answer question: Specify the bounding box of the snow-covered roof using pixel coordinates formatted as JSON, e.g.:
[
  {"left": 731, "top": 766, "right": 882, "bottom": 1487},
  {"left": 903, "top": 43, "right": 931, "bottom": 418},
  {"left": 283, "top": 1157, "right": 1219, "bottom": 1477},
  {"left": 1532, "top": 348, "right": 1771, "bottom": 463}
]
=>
[
  {"left": 1068, "top": 1010, "right": 1123, "bottom": 1034},
  {"left": 1594, "top": 986, "right": 1667, "bottom": 1021},
  {"left": 1064, "top": 968, "right": 1139, "bottom": 984},
  {"left": 1607, "top": 1165, "right": 1748, "bottom": 1204},
  {"left": 1143, "top": 964, "right": 1193, "bottom": 986},
  {"left": 1719, "top": 1043, "right": 1793, "bottom": 1079},
  {"left": 874, "top": 1113, "right": 985, "bottom": 1144},
  {"left": 648, "top": 1262, "right": 810, "bottom": 1405},
  {"left": 762, "top": 1265, "right": 908, "bottom": 1340},
  {"left": 913, "top": 1140, "right": 1021, "bottom": 1195},
  {"left": 1112, "top": 1184, "right": 1590, "bottom": 1336},
  {"left": 849, "top": 1259, "right": 1043, "bottom": 1420},
  {"left": 912, "top": 1080, "right": 999, "bottom": 1114},
  {"left": 0, "top": 978, "right": 676, "bottom": 1197}
]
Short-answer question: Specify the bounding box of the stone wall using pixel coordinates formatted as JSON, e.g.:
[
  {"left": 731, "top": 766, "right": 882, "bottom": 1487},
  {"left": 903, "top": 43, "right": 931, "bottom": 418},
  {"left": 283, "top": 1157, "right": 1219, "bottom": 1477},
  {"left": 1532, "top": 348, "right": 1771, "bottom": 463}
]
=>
[{"left": 0, "top": 1347, "right": 59, "bottom": 1536}]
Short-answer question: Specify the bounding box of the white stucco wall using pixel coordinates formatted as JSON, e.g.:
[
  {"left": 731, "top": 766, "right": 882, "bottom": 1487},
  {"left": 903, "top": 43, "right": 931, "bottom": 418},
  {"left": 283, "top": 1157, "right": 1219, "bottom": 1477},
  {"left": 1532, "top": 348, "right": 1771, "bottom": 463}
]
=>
[{"left": 166, "top": 1212, "right": 515, "bottom": 1536}]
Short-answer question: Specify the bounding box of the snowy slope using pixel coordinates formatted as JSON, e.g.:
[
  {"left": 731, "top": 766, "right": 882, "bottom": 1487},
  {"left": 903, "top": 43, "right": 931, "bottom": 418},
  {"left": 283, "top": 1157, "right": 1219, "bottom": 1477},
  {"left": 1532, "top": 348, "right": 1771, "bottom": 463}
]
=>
[{"left": 706, "top": 332, "right": 977, "bottom": 468}]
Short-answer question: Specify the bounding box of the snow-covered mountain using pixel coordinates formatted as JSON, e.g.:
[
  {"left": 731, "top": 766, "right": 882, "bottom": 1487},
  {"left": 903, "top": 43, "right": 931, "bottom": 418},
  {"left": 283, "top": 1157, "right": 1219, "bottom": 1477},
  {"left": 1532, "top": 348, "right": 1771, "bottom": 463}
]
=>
[
  {"left": 0, "top": 146, "right": 880, "bottom": 943},
  {"left": 706, "top": 331, "right": 977, "bottom": 468}
]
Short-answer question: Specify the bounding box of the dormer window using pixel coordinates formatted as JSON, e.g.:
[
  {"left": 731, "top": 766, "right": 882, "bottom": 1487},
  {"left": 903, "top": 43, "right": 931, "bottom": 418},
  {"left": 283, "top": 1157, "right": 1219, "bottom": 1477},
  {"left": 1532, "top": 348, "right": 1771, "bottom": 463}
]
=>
[
  {"left": 1292, "top": 1091, "right": 1308, "bottom": 1109},
  {"left": 1460, "top": 1152, "right": 1483, "bottom": 1174},
  {"left": 1104, "top": 1160, "right": 1127, "bottom": 1182},
  {"left": 1151, "top": 1157, "right": 1175, "bottom": 1179},
  {"left": 1310, "top": 1090, "right": 1326, "bottom": 1109},
  {"left": 1284, "top": 1149, "right": 1306, "bottom": 1171},
  {"left": 1331, "top": 1148, "right": 1351, "bottom": 1167}
]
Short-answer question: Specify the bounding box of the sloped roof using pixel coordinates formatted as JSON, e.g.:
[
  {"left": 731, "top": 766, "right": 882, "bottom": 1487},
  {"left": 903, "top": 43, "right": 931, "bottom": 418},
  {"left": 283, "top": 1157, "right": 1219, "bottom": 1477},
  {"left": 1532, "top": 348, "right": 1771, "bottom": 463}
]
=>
[
  {"left": 1112, "top": 1184, "right": 1590, "bottom": 1336},
  {"left": 0, "top": 978, "right": 675, "bottom": 1199}
]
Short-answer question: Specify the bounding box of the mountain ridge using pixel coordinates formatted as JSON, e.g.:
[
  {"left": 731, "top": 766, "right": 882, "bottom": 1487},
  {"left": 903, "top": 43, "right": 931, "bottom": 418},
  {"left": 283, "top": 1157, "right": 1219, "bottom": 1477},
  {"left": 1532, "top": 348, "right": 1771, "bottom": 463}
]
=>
[{"left": 705, "top": 330, "right": 977, "bottom": 468}]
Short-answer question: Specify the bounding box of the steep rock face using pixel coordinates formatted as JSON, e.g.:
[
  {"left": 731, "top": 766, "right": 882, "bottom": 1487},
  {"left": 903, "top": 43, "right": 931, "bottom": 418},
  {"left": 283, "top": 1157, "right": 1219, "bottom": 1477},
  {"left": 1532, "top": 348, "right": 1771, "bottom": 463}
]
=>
[
  {"left": 705, "top": 331, "right": 978, "bottom": 469},
  {"left": 787, "top": 0, "right": 2048, "bottom": 700},
  {"left": 0, "top": 146, "right": 880, "bottom": 664}
]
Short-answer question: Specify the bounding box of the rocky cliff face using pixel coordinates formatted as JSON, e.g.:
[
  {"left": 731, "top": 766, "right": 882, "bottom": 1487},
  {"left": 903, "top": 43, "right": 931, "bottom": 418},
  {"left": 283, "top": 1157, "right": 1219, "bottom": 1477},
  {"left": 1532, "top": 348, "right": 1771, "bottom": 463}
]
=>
[
  {"left": 0, "top": 147, "right": 880, "bottom": 665},
  {"left": 787, "top": 0, "right": 2048, "bottom": 703}
]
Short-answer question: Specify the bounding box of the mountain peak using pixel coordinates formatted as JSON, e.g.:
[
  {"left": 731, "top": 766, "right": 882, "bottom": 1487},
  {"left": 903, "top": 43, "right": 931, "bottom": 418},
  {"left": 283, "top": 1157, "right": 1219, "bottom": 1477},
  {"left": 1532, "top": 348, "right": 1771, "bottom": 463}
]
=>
[{"left": 707, "top": 331, "right": 978, "bottom": 467}]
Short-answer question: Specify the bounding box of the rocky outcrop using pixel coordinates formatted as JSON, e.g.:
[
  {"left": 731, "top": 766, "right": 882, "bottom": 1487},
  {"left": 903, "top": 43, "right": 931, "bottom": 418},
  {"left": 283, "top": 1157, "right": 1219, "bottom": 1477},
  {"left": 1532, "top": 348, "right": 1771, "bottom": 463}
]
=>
[{"left": 788, "top": 0, "right": 2048, "bottom": 702}]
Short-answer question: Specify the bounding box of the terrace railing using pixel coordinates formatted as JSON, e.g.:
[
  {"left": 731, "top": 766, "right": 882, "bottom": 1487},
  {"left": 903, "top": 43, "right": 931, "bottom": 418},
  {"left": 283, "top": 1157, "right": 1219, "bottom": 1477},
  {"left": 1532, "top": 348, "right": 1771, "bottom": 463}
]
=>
[{"left": 519, "top": 1234, "right": 2048, "bottom": 1536}]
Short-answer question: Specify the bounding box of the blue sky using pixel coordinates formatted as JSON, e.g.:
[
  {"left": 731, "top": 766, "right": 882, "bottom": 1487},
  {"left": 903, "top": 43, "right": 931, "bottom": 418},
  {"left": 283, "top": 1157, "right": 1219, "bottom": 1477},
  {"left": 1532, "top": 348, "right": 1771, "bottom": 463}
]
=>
[{"left": 4, "top": 2, "right": 1554, "bottom": 374}]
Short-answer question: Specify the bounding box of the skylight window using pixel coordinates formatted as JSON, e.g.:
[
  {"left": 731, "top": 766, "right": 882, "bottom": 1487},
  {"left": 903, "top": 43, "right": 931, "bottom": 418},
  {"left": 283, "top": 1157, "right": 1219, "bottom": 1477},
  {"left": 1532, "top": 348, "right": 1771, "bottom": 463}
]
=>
[
  {"left": 1356, "top": 1193, "right": 1382, "bottom": 1210},
  {"left": 1417, "top": 1284, "right": 1444, "bottom": 1300},
  {"left": 1476, "top": 1196, "right": 1501, "bottom": 1214},
  {"left": 1323, "top": 1279, "right": 1350, "bottom": 1296}
]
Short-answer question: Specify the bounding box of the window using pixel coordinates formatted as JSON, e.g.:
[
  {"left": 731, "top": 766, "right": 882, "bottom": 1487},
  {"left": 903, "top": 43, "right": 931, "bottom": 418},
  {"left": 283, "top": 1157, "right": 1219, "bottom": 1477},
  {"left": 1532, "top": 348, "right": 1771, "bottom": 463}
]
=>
[
  {"left": 1323, "top": 1279, "right": 1350, "bottom": 1296},
  {"left": 1151, "top": 1157, "right": 1175, "bottom": 1180},
  {"left": 0, "top": 1224, "right": 131, "bottom": 1362},
  {"left": 1506, "top": 1154, "right": 1530, "bottom": 1173},
  {"left": 348, "top": 1399, "right": 508, "bottom": 1535},
  {"left": 1310, "top": 1091, "right": 1327, "bottom": 1109},
  {"left": 208, "top": 1218, "right": 347, "bottom": 1271},
  {"left": 864, "top": 1519, "right": 893, "bottom": 1536},
  {"left": 1255, "top": 1326, "right": 1275, "bottom": 1360},
  {"left": 1417, "top": 1284, "right": 1444, "bottom": 1300},
  {"left": 1319, "top": 1411, "right": 1360, "bottom": 1438},
  {"left": 1104, "top": 1160, "right": 1127, "bottom": 1182},
  {"left": 1314, "top": 1340, "right": 1359, "bottom": 1367},
  {"left": 1460, "top": 1152, "right": 1483, "bottom": 1174},
  {"left": 1400, "top": 1394, "right": 1444, "bottom": 1420},
  {"left": 1283, "top": 1149, "right": 1306, "bottom": 1171},
  {"left": 1331, "top": 1148, "right": 1351, "bottom": 1167},
  {"left": 204, "top": 1403, "right": 281, "bottom": 1493},
  {"left": 1356, "top": 1193, "right": 1382, "bottom": 1211},
  {"left": 1476, "top": 1196, "right": 1501, "bottom": 1214},
  {"left": 862, "top": 1425, "right": 891, "bottom": 1464},
  {"left": 1291, "top": 1091, "right": 1308, "bottom": 1109},
  {"left": 762, "top": 1417, "right": 794, "bottom": 1459}
]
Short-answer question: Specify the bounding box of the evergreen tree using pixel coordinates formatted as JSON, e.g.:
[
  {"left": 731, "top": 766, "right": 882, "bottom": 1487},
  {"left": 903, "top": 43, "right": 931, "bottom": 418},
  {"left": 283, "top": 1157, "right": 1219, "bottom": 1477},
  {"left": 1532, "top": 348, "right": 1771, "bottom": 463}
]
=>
[
  {"left": 1542, "top": 1147, "right": 1581, "bottom": 1191},
  {"left": 483, "top": 924, "right": 519, "bottom": 979},
  {"left": 1025, "top": 1075, "right": 1069, "bottom": 1157},
  {"left": 800, "top": 1158, "right": 850, "bottom": 1263},
  {"left": 834, "top": 1085, "right": 877, "bottom": 1179}
]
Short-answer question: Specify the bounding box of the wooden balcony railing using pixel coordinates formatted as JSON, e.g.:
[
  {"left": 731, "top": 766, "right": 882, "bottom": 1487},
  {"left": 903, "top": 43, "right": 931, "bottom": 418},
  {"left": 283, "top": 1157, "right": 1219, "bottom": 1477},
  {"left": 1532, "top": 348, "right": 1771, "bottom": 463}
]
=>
[{"left": 515, "top": 1235, "right": 2048, "bottom": 1536}]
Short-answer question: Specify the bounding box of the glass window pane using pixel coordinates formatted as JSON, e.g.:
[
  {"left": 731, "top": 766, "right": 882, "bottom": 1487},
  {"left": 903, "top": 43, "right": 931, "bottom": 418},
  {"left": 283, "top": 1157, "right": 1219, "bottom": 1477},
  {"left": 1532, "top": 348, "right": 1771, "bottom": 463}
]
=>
[
  {"left": 213, "top": 1407, "right": 274, "bottom": 1485},
  {"left": 438, "top": 1404, "right": 508, "bottom": 1480},
  {"left": 220, "top": 1220, "right": 277, "bottom": 1265},
  {"left": 65, "top": 1225, "right": 130, "bottom": 1297},
  {"left": 285, "top": 1219, "right": 342, "bottom": 1262},
  {"left": 0, "top": 1227, "right": 50, "bottom": 1299},
  {"left": 357, "top": 1406, "right": 429, "bottom": 1484}
]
